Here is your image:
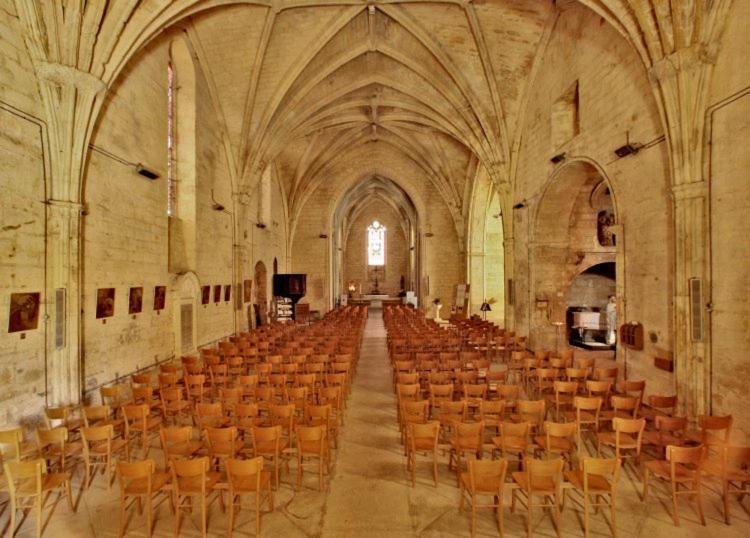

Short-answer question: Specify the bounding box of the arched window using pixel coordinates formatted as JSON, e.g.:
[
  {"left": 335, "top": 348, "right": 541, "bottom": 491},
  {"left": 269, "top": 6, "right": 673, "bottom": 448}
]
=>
[{"left": 367, "top": 220, "right": 386, "bottom": 266}]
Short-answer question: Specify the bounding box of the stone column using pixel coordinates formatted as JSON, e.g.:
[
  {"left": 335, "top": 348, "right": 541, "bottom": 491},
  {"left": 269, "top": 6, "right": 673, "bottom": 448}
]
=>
[
  {"left": 45, "top": 200, "right": 83, "bottom": 406},
  {"left": 671, "top": 182, "right": 709, "bottom": 418}
]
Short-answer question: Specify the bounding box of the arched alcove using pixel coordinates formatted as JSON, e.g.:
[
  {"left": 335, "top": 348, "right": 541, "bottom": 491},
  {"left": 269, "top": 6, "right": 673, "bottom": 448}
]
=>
[
  {"left": 331, "top": 176, "right": 419, "bottom": 308},
  {"left": 531, "top": 160, "right": 620, "bottom": 352},
  {"left": 171, "top": 271, "right": 200, "bottom": 355}
]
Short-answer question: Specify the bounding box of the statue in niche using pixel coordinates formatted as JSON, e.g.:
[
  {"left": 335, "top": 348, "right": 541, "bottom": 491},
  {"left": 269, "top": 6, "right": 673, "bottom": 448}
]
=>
[
  {"left": 606, "top": 295, "right": 617, "bottom": 345},
  {"left": 597, "top": 210, "right": 616, "bottom": 246}
]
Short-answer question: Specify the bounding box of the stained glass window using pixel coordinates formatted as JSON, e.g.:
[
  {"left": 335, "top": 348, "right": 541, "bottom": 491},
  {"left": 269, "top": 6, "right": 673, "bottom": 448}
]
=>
[{"left": 367, "top": 220, "right": 386, "bottom": 266}]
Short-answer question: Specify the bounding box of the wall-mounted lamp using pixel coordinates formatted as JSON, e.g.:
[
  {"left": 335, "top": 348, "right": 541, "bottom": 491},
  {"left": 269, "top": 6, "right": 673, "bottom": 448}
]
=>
[
  {"left": 136, "top": 164, "right": 160, "bottom": 180},
  {"left": 550, "top": 152, "right": 566, "bottom": 164},
  {"left": 512, "top": 200, "right": 527, "bottom": 210},
  {"left": 255, "top": 222, "right": 267, "bottom": 229},
  {"left": 210, "top": 189, "right": 225, "bottom": 211},
  {"left": 424, "top": 232, "right": 434, "bottom": 238},
  {"left": 319, "top": 234, "right": 328, "bottom": 239},
  {"left": 614, "top": 143, "right": 642, "bottom": 158}
]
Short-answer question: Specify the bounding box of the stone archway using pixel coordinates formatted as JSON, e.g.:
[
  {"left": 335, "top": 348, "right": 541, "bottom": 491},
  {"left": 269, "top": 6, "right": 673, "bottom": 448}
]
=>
[
  {"left": 531, "top": 160, "right": 621, "bottom": 353},
  {"left": 254, "top": 261, "right": 268, "bottom": 326}
]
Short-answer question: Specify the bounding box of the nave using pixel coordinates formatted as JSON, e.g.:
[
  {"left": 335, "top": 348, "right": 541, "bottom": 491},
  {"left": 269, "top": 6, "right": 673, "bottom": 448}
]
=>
[{"left": 5, "top": 308, "right": 749, "bottom": 537}]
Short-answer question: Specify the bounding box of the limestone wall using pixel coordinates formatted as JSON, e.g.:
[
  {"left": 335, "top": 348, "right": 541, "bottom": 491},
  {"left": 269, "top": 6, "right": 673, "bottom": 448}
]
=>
[{"left": 512, "top": 4, "right": 673, "bottom": 396}]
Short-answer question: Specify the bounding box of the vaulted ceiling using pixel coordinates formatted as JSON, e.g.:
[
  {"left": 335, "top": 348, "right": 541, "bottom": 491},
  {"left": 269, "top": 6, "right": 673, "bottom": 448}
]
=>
[{"left": 182, "top": 1, "right": 553, "bottom": 226}]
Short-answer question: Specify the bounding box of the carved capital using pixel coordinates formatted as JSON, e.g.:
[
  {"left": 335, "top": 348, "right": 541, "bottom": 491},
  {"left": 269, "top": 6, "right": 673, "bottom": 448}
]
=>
[
  {"left": 648, "top": 44, "right": 716, "bottom": 84},
  {"left": 35, "top": 62, "right": 106, "bottom": 95}
]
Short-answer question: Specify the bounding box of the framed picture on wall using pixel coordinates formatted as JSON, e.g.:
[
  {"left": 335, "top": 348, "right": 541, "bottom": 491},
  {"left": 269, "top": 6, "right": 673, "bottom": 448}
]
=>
[
  {"left": 8, "top": 292, "right": 40, "bottom": 332},
  {"left": 201, "top": 285, "right": 210, "bottom": 305},
  {"left": 96, "top": 288, "right": 116, "bottom": 319},
  {"left": 243, "top": 279, "right": 252, "bottom": 303},
  {"left": 128, "top": 287, "right": 143, "bottom": 314},
  {"left": 213, "top": 285, "right": 221, "bottom": 303},
  {"left": 224, "top": 284, "right": 231, "bottom": 302},
  {"left": 154, "top": 286, "right": 166, "bottom": 310}
]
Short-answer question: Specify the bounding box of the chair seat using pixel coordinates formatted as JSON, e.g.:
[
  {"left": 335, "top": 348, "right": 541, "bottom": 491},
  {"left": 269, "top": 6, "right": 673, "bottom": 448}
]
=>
[
  {"left": 177, "top": 471, "right": 222, "bottom": 494},
  {"left": 90, "top": 439, "right": 129, "bottom": 454},
  {"left": 563, "top": 470, "right": 612, "bottom": 492},
  {"left": 642, "top": 431, "right": 683, "bottom": 447},
  {"left": 167, "top": 440, "right": 203, "bottom": 457},
  {"left": 412, "top": 438, "right": 437, "bottom": 451},
  {"left": 43, "top": 441, "right": 83, "bottom": 457},
  {"left": 492, "top": 436, "right": 527, "bottom": 452},
  {"left": 255, "top": 438, "right": 290, "bottom": 455},
  {"left": 124, "top": 472, "right": 171, "bottom": 495},
  {"left": 460, "top": 472, "right": 503, "bottom": 494},
  {"left": 512, "top": 471, "right": 557, "bottom": 493},
  {"left": 597, "top": 432, "right": 637, "bottom": 449},
  {"left": 534, "top": 436, "right": 573, "bottom": 453},
  {"left": 644, "top": 460, "right": 698, "bottom": 482},
  {"left": 15, "top": 472, "right": 71, "bottom": 496},
  {"left": 230, "top": 471, "right": 272, "bottom": 493}
]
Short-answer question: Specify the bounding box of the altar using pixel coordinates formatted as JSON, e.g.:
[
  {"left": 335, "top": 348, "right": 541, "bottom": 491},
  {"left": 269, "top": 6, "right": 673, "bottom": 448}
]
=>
[{"left": 348, "top": 294, "right": 403, "bottom": 308}]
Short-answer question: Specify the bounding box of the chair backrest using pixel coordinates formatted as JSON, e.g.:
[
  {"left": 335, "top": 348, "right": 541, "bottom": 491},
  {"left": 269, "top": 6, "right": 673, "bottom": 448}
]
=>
[
  {"left": 252, "top": 425, "right": 282, "bottom": 453},
  {"left": 480, "top": 399, "right": 505, "bottom": 419},
  {"left": 454, "top": 421, "right": 484, "bottom": 448},
  {"left": 581, "top": 457, "right": 620, "bottom": 493},
  {"left": 698, "top": 414, "right": 733, "bottom": 442},
  {"left": 83, "top": 404, "right": 112, "bottom": 426},
  {"left": 611, "top": 395, "right": 639, "bottom": 416},
  {"left": 544, "top": 421, "right": 576, "bottom": 441},
  {"left": 4, "top": 459, "right": 44, "bottom": 499},
  {"left": 296, "top": 425, "right": 326, "bottom": 452},
  {"left": 586, "top": 380, "right": 612, "bottom": 397},
  {"left": 82, "top": 424, "right": 114, "bottom": 453},
  {"left": 195, "top": 402, "right": 222, "bottom": 417},
  {"left": 612, "top": 417, "right": 645, "bottom": 452},
  {"left": 0, "top": 427, "right": 25, "bottom": 461},
  {"left": 554, "top": 380, "right": 578, "bottom": 396},
  {"left": 171, "top": 456, "right": 209, "bottom": 494},
  {"left": 654, "top": 415, "right": 687, "bottom": 435},
  {"left": 117, "top": 459, "right": 155, "bottom": 495},
  {"left": 517, "top": 399, "right": 546, "bottom": 426},
  {"left": 226, "top": 457, "right": 263, "bottom": 491},
  {"left": 497, "top": 384, "right": 520, "bottom": 401},
  {"left": 647, "top": 394, "right": 677, "bottom": 414},
  {"left": 408, "top": 421, "right": 439, "bottom": 446},
  {"left": 526, "top": 457, "right": 563, "bottom": 492},
  {"left": 122, "top": 404, "right": 149, "bottom": 429},
  {"left": 667, "top": 444, "right": 706, "bottom": 478},
  {"left": 467, "top": 458, "right": 507, "bottom": 493},
  {"left": 36, "top": 426, "right": 68, "bottom": 449},
  {"left": 161, "top": 425, "right": 192, "bottom": 447}
]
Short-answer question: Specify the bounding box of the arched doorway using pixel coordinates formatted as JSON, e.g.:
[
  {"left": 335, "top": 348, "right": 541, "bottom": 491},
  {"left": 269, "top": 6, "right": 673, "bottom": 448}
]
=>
[
  {"left": 531, "top": 160, "right": 620, "bottom": 354},
  {"left": 254, "top": 261, "right": 268, "bottom": 326}
]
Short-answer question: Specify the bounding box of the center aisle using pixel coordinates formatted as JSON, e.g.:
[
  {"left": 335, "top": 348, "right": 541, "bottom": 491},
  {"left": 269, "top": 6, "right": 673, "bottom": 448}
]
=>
[{"left": 320, "top": 309, "right": 460, "bottom": 537}]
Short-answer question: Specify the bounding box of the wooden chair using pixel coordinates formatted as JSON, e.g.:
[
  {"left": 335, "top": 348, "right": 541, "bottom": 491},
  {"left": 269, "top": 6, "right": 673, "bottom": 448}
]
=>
[
  {"left": 704, "top": 444, "right": 750, "bottom": 524},
  {"left": 0, "top": 427, "right": 36, "bottom": 462},
  {"left": 640, "top": 394, "right": 677, "bottom": 425},
  {"left": 194, "top": 402, "right": 230, "bottom": 430},
  {"left": 428, "top": 383, "right": 454, "bottom": 417},
  {"left": 400, "top": 400, "right": 430, "bottom": 448},
  {"left": 548, "top": 381, "right": 578, "bottom": 421},
  {"left": 406, "top": 421, "right": 440, "bottom": 487},
  {"left": 600, "top": 395, "right": 639, "bottom": 428},
  {"left": 643, "top": 444, "right": 707, "bottom": 526},
  {"left": 226, "top": 457, "right": 274, "bottom": 537},
  {"left": 479, "top": 399, "right": 505, "bottom": 438},
  {"left": 159, "top": 425, "right": 202, "bottom": 467},
  {"left": 687, "top": 414, "right": 733, "bottom": 447},
  {"left": 160, "top": 387, "right": 191, "bottom": 425},
  {"left": 511, "top": 400, "right": 546, "bottom": 435},
  {"left": 305, "top": 404, "right": 337, "bottom": 448},
  {"left": 597, "top": 418, "right": 645, "bottom": 466},
  {"left": 171, "top": 456, "right": 222, "bottom": 537},
  {"left": 131, "top": 386, "right": 161, "bottom": 413},
  {"left": 122, "top": 404, "right": 162, "bottom": 457},
  {"left": 184, "top": 374, "right": 207, "bottom": 406},
  {"left": 295, "top": 425, "right": 329, "bottom": 491},
  {"left": 81, "top": 424, "right": 129, "bottom": 488},
  {"left": 251, "top": 425, "right": 288, "bottom": 489},
  {"left": 101, "top": 386, "right": 128, "bottom": 411},
  {"left": 4, "top": 458, "right": 75, "bottom": 537},
  {"left": 643, "top": 415, "right": 687, "bottom": 457},
  {"left": 36, "top": 427, "right": 82, "bottom": 473},
  {"left": 497, "top": 384, "right": 520, "bottom": 414},
  {"left": 43, "top": 406, "right": 83, "bottom": 434},
  {"left": 563, "top": 457, "right": 621, "bottom": 538},
  {"left": 511, "top": 457, "right": 564, "bottom": 538},
  {"left": 203, "top": 426, "right": 243, "bottom": 471},
  {"left": 116, "top": 458, "right": 171, "bottom": 538},
  {"left": 459, "top": 458, "right": 508, "bottom": 538},
  {"left": 564, "top": 396, "right": 602, "bottom": 454},
  {"left": 492, "top": 421, "right": 530, "bottom": 471},
  {"left": 449, "top": 421, "right": 485, "bottom": 486},
  {"left": 438, "top": 400, "right": 467, "bottom": 442},
  {"left": 534, "top": 422, "right": 576, "bottom": 468}
]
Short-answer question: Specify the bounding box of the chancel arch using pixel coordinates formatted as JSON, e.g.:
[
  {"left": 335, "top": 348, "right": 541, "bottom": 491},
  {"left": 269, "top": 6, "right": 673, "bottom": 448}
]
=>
[{"left": 332, "top": 176, "right": 419, "bottom": 308}]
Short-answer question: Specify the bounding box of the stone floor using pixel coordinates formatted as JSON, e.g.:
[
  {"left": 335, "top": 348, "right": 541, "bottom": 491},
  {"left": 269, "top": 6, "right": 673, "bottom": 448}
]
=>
[{"left": 3, "top": 311, "right": 750, "bottom": 537}]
